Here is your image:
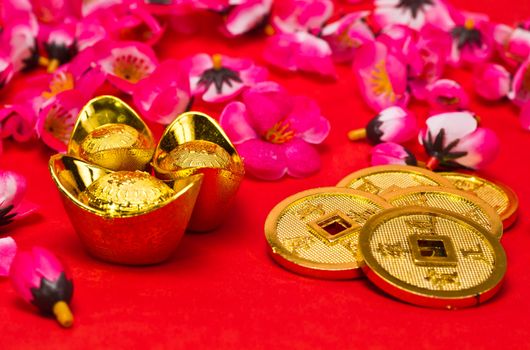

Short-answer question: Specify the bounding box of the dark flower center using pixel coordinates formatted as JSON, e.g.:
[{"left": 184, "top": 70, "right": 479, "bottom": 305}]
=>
[
  {"left": 197, "top": 54, "right": 242, "bottom": 94},
  {"left": 451, "top": 19, "right": 483, "bottom": 49},
  {"left": 397, "top": 0, "right": 434, "bottom": 19}
]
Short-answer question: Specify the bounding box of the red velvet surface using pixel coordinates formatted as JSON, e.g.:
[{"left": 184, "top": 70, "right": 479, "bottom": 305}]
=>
[{"left": 1, "top": 1, "right": 530, "bottom": 348}]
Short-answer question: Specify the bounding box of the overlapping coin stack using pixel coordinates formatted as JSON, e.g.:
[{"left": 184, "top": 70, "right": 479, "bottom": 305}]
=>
[{"left": 264, "top": 165, "right": 518, "bottom": 309}]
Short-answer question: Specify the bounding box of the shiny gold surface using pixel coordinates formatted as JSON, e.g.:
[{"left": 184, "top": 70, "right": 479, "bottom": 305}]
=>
[
  {"left": 49, "top": 154, "right": 203, "bottom": 264},
  {"left": 337, "top": 165, "right": 454, "bottom": 197},
  {"left": 440, "top": 172, "right": 519, "bottom": 229},
  {"left": 79, "top": 171, "right": 175, "bottom": 215},
  {"left": 359, "top": 207, "right": 506, "bottom": 309},
  {"left": 384, "top": 186, "right": 503, "bottom": 240},
  {"left": 265, "top": 187, "right": 393, "bottom": 279},
  {"left": 154, "top": 111, "right": 244, "bottom": 231},
  {"left": 68, "top": 95, "right": 155, "bottom": 171}
]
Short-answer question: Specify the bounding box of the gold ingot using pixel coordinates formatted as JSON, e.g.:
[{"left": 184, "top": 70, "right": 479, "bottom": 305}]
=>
[
  {"left": 68, "top": 95, "right": 155, "bottom": 171},
  {"left": 359, "top": 207, "right": 506, "bottom": 309},
  {"left": 439, "top": 172, "right": 519, "bottom": 230},
  {"left": 153, "top": 111, "right": 244, "bottom": 232},
  {"left": 49, "top": 154, "right": 203, "bottom": 265},
  {"left": 265, "top": 187, "right": 393, "bottom": 279},
  {"left": 337, "top": 165, "right": 454, "bottom": 197},
  {"left": 383, "top": 186, "right": 503, "bottom": 240}
]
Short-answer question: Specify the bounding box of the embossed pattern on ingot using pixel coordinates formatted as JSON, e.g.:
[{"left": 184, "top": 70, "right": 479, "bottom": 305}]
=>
[
  {"left": 158, "top": 140, "right": 232, "bottom": 170},
  {"left": 337, "top": 165, "right": 454, "bottom": 197},
  {"left": 359, "top": 207, "right": 506, "bottom": 308},
  {"left": 265, "top": 187, "right": 393, "bottom": 279},
  {"left": 78, "top": 171, "right": 175, "bottom": 215},
  {"left": 385, "top": 186, "right": 503, "bottom": 239}
]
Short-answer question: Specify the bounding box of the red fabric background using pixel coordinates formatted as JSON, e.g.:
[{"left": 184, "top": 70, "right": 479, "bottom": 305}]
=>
[{"left": 1, "top": 1, "right": 530, "bottom": 348}]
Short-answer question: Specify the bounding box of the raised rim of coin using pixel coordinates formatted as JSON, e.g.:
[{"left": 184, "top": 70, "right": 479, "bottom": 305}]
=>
[
  {"left": 359, "top": 206, "right": 507, "bottom": 309},
  {"left": 382, "top": 186, "right": 503, "bottom": 240},
  {"left": 265, "top": 187, "right": 393, "bottom": 280},
  {"left": 439, "top": 172, "right": 519, "bottom": 229},
  {"left": 337, "top": 165, "right": 454, "bottom": 191}
]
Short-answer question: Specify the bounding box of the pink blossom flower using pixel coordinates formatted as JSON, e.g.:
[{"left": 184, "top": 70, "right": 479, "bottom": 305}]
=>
[
  {"left": 263, "top": 32, "right": 336, "bottom": 78},
  {"left": 264, "top": 31, "right": 336, "bottom": 77},
  {"left": 0, "top": 171, "right": 37, "bottom": 227},
  {"left": 448, "top": 13, "right": 494, "bottom": 66},
  {"left": 186, "top": 53, "right": 267, "bottom": 103},
  {"left": 0, "top": 51, "right": 15, "bottom": 89},
  {"left": 371, "top": 142, "right": 417, "bottom": 166},
  {"left": 10, "top": 246, "right": 74, "bottom": 327},
  {"left": 219, "top": 81, "right": 330, "bottom": 180},
  {"left": 40, "top": 23, "right": 78, "bottom": 72},
  {"left": 520, "top": 103, "right": 530, "bottom": 131},
  {"left": 0, "top": 104, "right": 37, "bottom": 144},
  {"left": 320, "top": 11, "right": 374, "bottom": 63},
  {"left": 353, "top": 40, "right": 409, "bottom": 112},
  {"left": 494, "top": 23, "right": 530, "bottom": 67},
  {"left": 97, "top": 40, "right": 158, "bottom": 94},
  {"left": 508, "top": 58, "right": 530, "bottom": 106},
  {"left": 374, "top": 0, "right": 454, "bottom": 31},
  {"left": 133, "top": 59, "right": 191, "bottom": 124},
  {"left": 271, "top": 0, "right": 333, "bottom": 34},
  {"left": 26, "top": 0, "right": 81, "bottom": 24},
  {"left": 36, "top": 90, "right": 88, "bottom": 152},
  {"left": 348, "top": 106, "right": 418, "bottom": 145},
  {"left": 2, "top": 12, "right": 40, "bottom": 72},
  {"left": 76, "top": 15, "right": 108, "bottom": 51},
  {"left": 473, "top": 63, "right": 510, "bottom": 101},
  {"left": 0, "top": 237, "right": 17, "bottom": 276},
  {"left": 419, "top": 111, "right": 499, "bottom": 170},
  {"left": 427, "top": 79, "right": 469, "bottom": 113},
  {"left": 408, "top": 25, "right": 451, "bottom": 99},
  {"left": 222, "top": 0, "right": 273, "bottom": 37}
]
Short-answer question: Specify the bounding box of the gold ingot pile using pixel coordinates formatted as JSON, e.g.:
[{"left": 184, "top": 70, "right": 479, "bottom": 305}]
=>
[
  {"left": 49, "top": 95, "right": 243, "bottom": 265},
  {"left": 265, "top": 164, "right": 518, "bottom": 309}
]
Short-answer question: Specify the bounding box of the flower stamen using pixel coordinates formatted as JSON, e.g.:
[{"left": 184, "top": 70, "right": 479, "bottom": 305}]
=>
[
  {"left": 368, "top": 60, "right": 396, "bottom": 103},
  {"left": 42, "top": 72, "right": 74, "bottom": 99},
  {"left": 265, "top": 120, "right": 295, "bottom": 144}
]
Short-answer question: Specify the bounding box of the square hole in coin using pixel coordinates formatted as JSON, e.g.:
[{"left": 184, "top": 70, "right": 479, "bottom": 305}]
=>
[
  {"left": 408, "top": 235, "right": 457, "bottom": 267},
  {"left": 308, "top": 210, "right": 360, "bottom": 243}
]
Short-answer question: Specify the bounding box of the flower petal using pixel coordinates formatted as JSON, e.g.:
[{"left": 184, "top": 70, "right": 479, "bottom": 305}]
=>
[
  {"left": 243, "top": 81, "right": 292, "bottom": 134},
  {"left": 452, "top": 127, "right": 499, "bottom": 169},
  {"left": 284, "top": 139, "right": 321, "bottom": 178},
  {"left": 219, "top": 102, "right": 258, "bottom": 144},
  {"left": 424, "top": 111, "right": 478, "bottom": 145},
  {"left": 236, "top": 139, "right": 287, "bottom": 180},
  {"left": 285, "top": 96, "right": 330, "bottom": 144},
  {"left": 0, "top": 171, "right": 27, "bottom": 211},
  {"left": 0, "top": 237, "right": 17, "bottom": 277}
]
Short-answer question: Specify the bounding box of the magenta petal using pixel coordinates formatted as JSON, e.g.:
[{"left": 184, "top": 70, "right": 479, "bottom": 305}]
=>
[
  {"left": 36, "top": 90, "right": 87, "bottom": 152},
  {"left": 0, "top": 237, "right": 17, "bottom": 277},
  {"left": 224, "top": 0, "right": 273, "bottom": 37},
  {"left": 10, "top": 251, "right": 38, "bottom": 302},
  {"left": 286, "top": 96, "right": 330, "bottom": 144},
  {"left": 243, "top": 81, "right": 292, "bottom": 134},
  {"left": 371, "top": 142, "right": 414, "bottom": 166},
  {"left": 452, "top": 128, "right": 499, "bottom": 169},
  {"left": 473, "top": 63, "right": 510, "bottom": 101},
  {"left": 284, "top": 139, "right": 321, "bottom": 178},
  {"left": 427, "top": 79, "right": 469, "bottom": 113},
  {"left": 0, "top": 171, "right": 27, "bottom": 211},
  {"left": 236, "top": 139, "right": 287, "bottom": 180},
  {"left": 219, "top": 102, "right": 258, "bottom": 144},
  {"left": 31, "top": 247, "right": 63, "bottom": 282}
]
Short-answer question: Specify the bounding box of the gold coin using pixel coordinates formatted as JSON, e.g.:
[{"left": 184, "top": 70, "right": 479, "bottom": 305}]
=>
[
  {"left": 265, "top": 187, "right": 393, "bottom": 279},
  {"left": 359, "top": 207, "right": 506, "bottom": 309},
  {"left": 439, "top": 172, "right": 518, "bottom": 229},
  {"left": 383, "top": 186, "right": 503, "bottom": 240},
  {"left": 337, "top": 165, "right": 454, "bottom": 197},
  {"left": 79, "top": 171, "right": 175, "bottom": 216}
]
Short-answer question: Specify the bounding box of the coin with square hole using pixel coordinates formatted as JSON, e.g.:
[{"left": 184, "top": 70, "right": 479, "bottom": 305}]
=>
[{"left": 265, "top": 187, "right": 393, "bottom": 279}]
